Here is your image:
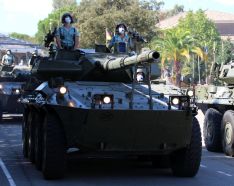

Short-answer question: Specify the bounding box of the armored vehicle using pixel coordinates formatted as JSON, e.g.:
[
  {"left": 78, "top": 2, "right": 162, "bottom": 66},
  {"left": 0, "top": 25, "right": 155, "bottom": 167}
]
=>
[
  {"left": 20, "top": 45, "right": 201, "bottom": 179},
  {"left": 0, "top": 64, "right": 31, "bottom": 121},
  {"left": 196, "top": 60, "right": 234, "bottom": 156}
]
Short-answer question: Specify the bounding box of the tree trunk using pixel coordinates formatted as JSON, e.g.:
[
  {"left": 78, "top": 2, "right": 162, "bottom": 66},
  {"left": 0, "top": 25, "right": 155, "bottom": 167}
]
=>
[{"left": 174, "top": 60, "right": 181, "bottom": 87}]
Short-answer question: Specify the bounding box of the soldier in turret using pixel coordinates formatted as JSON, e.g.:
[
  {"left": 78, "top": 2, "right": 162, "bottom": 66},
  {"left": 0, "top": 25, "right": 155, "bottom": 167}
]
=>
[
  {"left": 55, "top": 13, "right": 80, "bottom": 50},
  {"left": 108, "top": 23, "right": 133, "bottom": 54},
  {"left": 1, "top": 49, "right": 15, "bottom": 66}
]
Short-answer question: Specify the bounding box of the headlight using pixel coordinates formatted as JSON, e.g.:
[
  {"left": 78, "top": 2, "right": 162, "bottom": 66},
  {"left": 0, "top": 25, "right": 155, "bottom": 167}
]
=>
[
  {"left": 172, "top": 97, "right": 179, "bottom": 105},
  {"left": 92, "top": 94, "right": 114, "bottom": 108},
  {"left": 59, "top": 86, "right": 67, "bottom": 94},
  {"left": 0, "top": 84, "right": 2, "bottom": 89},
  {"left": 103, "top": 96, "right": 111, "bottom": 104},
  {"left": 15, "top": 89, "right": 20, "bottom": 94},
  {"left": 187, "top": 89, "right": 194, "bottom": 97},
  {"left": 169, "top": 96, "right": 190, "bottom": 110}
]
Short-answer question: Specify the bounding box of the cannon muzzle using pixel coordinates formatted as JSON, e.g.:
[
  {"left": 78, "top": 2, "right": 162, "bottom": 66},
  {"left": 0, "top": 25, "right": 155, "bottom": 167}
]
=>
[{"left": 102, "top": 50, "right": 160, "bottom": 71}]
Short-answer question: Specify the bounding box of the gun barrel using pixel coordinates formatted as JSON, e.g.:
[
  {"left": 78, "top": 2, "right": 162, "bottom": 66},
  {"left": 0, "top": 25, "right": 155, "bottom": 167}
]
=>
[{"left": 103, "top": 50, "right": 160, "bottom": 71}]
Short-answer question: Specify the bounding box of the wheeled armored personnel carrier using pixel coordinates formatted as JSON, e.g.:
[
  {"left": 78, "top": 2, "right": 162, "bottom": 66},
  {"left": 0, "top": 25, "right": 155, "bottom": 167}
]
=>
[
  {"left": 196, "top": 60, "right": 234, "bottom": 156},
  {"left": 0, "top": 64, "right": 31, "bottom": 121},
  {"left": 20, "top": 46, "right": 201, "bottom": 179}
]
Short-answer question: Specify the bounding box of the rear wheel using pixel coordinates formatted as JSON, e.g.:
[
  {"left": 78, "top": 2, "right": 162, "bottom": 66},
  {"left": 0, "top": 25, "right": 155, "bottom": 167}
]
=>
[
  {"left": 171, "top": 117, "right": 201, "bottom": 177},
  {"left": 221, "top": 110, "right": 234, "bottom": 157},
  {"left": 22, "top": 109, "right": 29, "bottom": 158},
  {"left": 203, "top": 108, "right": 223, "bottom": 152},
  {"left": 42, "top": 113, "right": 66, "bottom": 179},
  {"left": 34, "top": 112, "right": 44, "bottom": 170},
  {"left": 0, "top": 101, "right": 3, "bottom": 122},
  {"left": 27, "top": 111, "right": 35, "bottom": 163}
]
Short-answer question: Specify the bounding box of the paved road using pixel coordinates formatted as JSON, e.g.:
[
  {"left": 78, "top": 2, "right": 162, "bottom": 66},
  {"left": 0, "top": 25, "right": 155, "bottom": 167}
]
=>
[{"left": 0, "top": 116, "right": 233, "bottom": 186}]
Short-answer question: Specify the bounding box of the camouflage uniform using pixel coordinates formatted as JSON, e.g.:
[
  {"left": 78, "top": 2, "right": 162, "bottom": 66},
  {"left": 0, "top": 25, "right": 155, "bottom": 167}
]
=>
[{"left": 55, "top": 26, "right": 80, "bottom": 49}]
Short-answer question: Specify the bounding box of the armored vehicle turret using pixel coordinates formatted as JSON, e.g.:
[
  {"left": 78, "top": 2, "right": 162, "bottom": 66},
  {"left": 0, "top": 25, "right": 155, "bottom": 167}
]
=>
[
  {"left": 0, "top": 64, "right": 31, "bottom": 121},
  {"left": 195, "top": 60, "right": 234, "bottom": 156},
  {"left": 20, "top": 44, "right": 201, "bottom": 180}
]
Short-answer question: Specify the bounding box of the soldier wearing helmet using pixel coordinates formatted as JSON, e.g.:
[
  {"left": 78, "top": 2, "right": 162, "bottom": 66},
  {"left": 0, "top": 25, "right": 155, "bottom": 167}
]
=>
[
  {"left": 1, "top": 49, "right": 15, "bottom": 66},
  {"left": 108, "top": 23, "right": 133, "bottom": 54},
  {"left": 55, "top": 13, "right": 80, "bottom": 50}
]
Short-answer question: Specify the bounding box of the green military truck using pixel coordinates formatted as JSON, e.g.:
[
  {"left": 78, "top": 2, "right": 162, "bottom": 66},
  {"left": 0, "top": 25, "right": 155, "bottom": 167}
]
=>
[{"left": 196, "top": 61, "right": 234, "bottom": 156}]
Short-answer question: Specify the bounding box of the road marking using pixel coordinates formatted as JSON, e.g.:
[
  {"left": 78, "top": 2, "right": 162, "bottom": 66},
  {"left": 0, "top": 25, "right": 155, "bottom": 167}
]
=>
[
  {"left": 200, "top": 164, "right": 207, "bottom": 168},
  {"left": 217, "top": 171, "right": 232, "bottom": 177},
  {"left": 0, "top": 158, "right": 16, "bottom": 186}
]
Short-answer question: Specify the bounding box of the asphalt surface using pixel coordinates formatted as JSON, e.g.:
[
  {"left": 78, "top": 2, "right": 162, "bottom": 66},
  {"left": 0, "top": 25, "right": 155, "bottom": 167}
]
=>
[{"left": 0, "top": 113, "right": 233, "bottom": 186}]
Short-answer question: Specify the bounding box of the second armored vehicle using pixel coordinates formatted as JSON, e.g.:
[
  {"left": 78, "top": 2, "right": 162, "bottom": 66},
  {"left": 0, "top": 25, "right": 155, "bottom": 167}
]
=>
[
  {"left": 0, "top": 64, "right": 30, "bottom": 121},
  {"left": 20, "top": 46, "right": 201, "bottom": 179},
  {"left": 196, "top": 60, "right": 234, "bottom": 156}
]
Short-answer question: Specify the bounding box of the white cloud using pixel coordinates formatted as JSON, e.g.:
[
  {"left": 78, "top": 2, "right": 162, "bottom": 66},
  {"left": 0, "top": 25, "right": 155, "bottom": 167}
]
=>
[{"left": 214, "top": 0, "right": 234, "bottom": 5}]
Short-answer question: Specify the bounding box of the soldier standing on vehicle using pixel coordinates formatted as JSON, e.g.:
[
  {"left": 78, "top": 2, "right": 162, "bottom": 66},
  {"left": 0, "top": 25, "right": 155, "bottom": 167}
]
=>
[
  {"left": 1, "top": 49, "right": 15, "bottom": 66},
  {"left": 55, "top": 13, "right": 80, "bottom": 50},
  {"left": 108, "top": 23, "right": 133, "bottom": 53}
]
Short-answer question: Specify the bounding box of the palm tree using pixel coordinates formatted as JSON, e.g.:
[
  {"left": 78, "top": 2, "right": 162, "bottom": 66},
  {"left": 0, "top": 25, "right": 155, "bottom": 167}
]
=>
[{"left": 151, "top": 28, "right": 204, "bottom": 86}]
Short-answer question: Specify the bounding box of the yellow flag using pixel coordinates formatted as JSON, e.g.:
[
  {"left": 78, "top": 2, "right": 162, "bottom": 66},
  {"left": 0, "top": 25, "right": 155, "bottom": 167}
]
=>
[{"left": 106, "top": 28, "right": 112, "bottom": 41}]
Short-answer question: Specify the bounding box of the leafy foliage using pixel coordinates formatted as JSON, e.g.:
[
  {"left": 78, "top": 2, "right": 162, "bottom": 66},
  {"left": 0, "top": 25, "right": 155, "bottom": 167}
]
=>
[
  {"left": 150, "top": 10, "right": 222, "bottom": 85},
  {"left": 9, "top": 32, "right": 37, "bottom": 43},
  {"left": 216, "top": 39, "right": 234, "bottom": 65},
  {"left": 52, "top": 0, "right": 77, "bottom": 10},
  {"left": 35, "top": 0, "right": 163, "bottom": 47},
  {"left": 77, "top": 0, "right": 162, "bottom": 47}
]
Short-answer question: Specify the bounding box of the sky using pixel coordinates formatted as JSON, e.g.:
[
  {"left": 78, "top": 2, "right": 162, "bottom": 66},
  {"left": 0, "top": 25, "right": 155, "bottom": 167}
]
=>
[{"left": 0, "top": 0, "right": 234, "bottom": 36}]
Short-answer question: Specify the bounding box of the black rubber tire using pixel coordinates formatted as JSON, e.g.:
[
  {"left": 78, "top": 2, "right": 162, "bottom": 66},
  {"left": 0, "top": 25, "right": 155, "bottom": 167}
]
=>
[
  {"left": 0, "top": 101, "right": 3, "bottom": 122},
  {"left": 34, "top": 112, "right": 43, "bottom": 170},
  {"left": 221, "top": 110, "right": 234, "bottom": 157},
  {"left": 22, "top": 109, "right": 29, "bottom": 158},
  {"left": 27, "top": 111, "right": 35, "bottom": 163},
  {"left": 42, "top": 113, "right": 66, "bottom": 179},
  {"left": 203, "top": 108, "right": 223, "bottom": 152},
  {"left": 171, "top": 117, "right": 202, "bottom": 177}
]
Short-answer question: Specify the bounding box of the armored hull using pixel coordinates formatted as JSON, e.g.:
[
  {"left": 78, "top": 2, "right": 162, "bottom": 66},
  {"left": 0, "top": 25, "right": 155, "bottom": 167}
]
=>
[
  {"left": 195, "top": 62, "right": 234, "bottom": 156},
  {"left": 0, "top": 65, "right": 30, "bottom": 120},
  {"left": 21, "top": 49, "right": 201, "bottom": 179}
]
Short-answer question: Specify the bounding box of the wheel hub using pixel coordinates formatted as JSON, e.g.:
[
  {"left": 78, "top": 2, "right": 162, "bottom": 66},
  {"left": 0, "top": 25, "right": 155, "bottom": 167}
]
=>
[{"left": 225, "top": 122, "right": 233, "bottom": 145}]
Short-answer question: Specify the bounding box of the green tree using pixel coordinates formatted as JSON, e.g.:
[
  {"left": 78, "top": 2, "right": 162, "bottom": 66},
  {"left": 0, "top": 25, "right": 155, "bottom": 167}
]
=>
[
  {"left": 177, "top": 10, "right": 220, "bottom": 82},
  {"left": 159, "top": 4, "right": 184, "bottom": 21},
  {"left": 9, "top": 32, "right": 37, "bottom": 43},
  {"left": 35, "top": 6, "right": 77, "bottom": 44},
  {"left": 35, "top": 0, "right": 162, "bottom": 47},
  {"left": 151, "top": 28, "right": 195, "bottom": 86},
  {"left": 77, "top": 0, "right": 162, "bottom": 47},
  {"left": 52, "top": 0, "right": 77, "bottom": 10},
  {"left": 216, "top": 39, "right": 234, "bottom": 65}
]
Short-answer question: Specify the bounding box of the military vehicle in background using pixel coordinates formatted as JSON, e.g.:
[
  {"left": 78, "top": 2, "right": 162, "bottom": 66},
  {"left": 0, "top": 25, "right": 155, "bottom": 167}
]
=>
[
  {"left": 19, "top": 30, "right": 201, "bottom": 179},
  {"left": 196, "top": 59, "right": 234, "bottom": 156},
  {"left": 0, "top": 64, "right": 31, "bottom": 121}
]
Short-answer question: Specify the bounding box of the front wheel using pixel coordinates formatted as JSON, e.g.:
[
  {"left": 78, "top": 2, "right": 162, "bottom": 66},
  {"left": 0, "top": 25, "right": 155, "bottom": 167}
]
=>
[
  {"left": 171, "top": 117, "right": 202, "bottom": 177},
  {"left": 203, "top": 108, "right": 222, "bottom": 152},
  {"left": 221, "top": 110, "right": 234, "bottom": 157},
  {"left": 42, "top": 113, "right": 66, "bottom": 179}
]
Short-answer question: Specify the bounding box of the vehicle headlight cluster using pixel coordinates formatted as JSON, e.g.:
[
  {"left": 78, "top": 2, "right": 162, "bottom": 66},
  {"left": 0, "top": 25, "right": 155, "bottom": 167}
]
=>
[
  {"left": 59, "top": 86, "right": 67, "bottom": 95},
  {"left": 169, "top": 96, "right": 190, "bottom": 110},
  {"left": 0, "top": 84, "right": 2, "bottom": 90},
  {"left": 11, "top": 88, "right": 21, "bottom": 94},
  {"left": 186, "top": 89, "right": 194, "bottom": 97},
  {"left": 92, "top": 94, "right": 114, "bottom": 108}
]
